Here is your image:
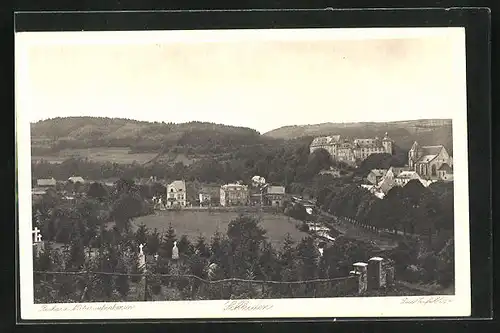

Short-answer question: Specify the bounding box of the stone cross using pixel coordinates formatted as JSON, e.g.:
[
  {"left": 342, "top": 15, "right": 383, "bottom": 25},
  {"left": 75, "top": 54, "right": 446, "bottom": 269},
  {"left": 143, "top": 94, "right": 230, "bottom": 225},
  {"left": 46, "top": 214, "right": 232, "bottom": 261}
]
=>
[
  {"left": 172, "top": 241, "right": 179, "bottom": 260},
  {"left": 154, "top": 253, "right": 159, "bottom": 261},
  {"left": 32, "top": 227, "right": 42, "bottom": 243},
  {"left": 139, "top": 243, "right": 145, "bottom": 256}
]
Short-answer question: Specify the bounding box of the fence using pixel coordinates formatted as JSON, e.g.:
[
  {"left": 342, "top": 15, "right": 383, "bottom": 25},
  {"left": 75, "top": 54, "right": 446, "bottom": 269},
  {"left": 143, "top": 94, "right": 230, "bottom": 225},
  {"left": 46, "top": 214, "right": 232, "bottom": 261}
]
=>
[{"left": 33, "top": 270, "right": 359, "bottom": 302}]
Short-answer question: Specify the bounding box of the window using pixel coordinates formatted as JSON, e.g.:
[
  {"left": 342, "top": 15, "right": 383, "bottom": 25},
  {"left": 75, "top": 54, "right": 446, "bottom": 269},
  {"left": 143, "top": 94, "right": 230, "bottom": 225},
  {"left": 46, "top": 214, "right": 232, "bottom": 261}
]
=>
[{"left": 431, "top": 165, "right": 437, "bottom": 176}]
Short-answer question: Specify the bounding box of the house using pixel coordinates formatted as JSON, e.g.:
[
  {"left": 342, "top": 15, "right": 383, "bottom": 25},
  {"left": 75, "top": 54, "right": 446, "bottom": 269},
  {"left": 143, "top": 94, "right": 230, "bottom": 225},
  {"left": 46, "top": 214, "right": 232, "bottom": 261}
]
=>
[
  {"left": 36, "top": 178, "right": 56, "bottom": 187},
  {"left": 437, "top": 163, "right": 454, "bottom": 182},
  {"left": 68, "top": 176, "right": 85, "bottom": 184},
  {"left": 264, "top": 185, "right": 286, "bottom": 207},
  {"left": 199, "top": 192, "right": 211, "bottom": 206},
  {"left": 220, "top": 183, "right": 249, "bottom": 207},
  {"left": 408, "top": 142, "right": 453, "bottom": 180},
  {"left": 166, "top": 180, "right": 187, "bottom": 207},
  {"left": 366, "top": 169, "right": 388, "bottom": 185},
  {"left": 393, "top": 171, "right": 424, "bottom": 187},
  {"left": 377, "top": 166, "right": 410, "bottom": 193}
]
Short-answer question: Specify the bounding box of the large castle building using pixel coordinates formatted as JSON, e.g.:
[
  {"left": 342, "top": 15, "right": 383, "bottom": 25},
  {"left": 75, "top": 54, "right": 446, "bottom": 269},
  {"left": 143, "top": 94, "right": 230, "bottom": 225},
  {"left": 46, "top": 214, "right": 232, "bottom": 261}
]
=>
[{"left": 309, "top": 132, "right": 394, "bottom": 164}]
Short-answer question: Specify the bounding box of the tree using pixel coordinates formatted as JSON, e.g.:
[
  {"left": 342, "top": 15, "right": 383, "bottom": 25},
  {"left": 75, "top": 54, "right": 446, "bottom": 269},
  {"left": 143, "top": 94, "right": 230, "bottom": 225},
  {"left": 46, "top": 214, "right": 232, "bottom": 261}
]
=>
[
  {"left": 114, "top": 254, "right": 130, "bottom": 300},
  {"left": 110, "top": 193, "right": 143, "bottom": 232},
  {"left": 177, "top": 235, "right": 194, "bottom": 257},
  {"left": 159, "top": 223, "right": 176, "bottom": 258},
  {"left": 194, "top": 234, "right": 210, "bottom": 258},
  {"left": 134, "top": 224, "right": 149, "bottom": 248},
  {"left": 296, "top": 236, "right": 318, "bottom": 281},
  {"left": 147, "top": 228, "right": 162, "bottom": 255},
  {"left": 87, "top": 182, "right": 108, "bottom": 201},
  {"left": 226, "top": 215, "right": 267, "bottom": 277}
]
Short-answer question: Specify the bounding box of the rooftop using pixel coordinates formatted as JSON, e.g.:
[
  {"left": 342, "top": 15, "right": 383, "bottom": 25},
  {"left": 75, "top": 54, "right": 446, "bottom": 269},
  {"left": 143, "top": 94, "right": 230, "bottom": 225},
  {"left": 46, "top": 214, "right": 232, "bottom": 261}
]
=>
[
  {"left": 397, "top": 171, "right": 419, "bottom": 179},
  {"left": 416, "top": 154, "right": 438, "bottom": 164},
  {"left": 267, "top": 185, "right": 285, "bottom": 194},
  {"left": 370, "top": 169, "right": 388, "bottom": 177},
  {"left": 438, "top": 163, "right": 453, "bottom": 172},
  {"left": 168, "top": 180, "right": 186, "bottom": 192}
]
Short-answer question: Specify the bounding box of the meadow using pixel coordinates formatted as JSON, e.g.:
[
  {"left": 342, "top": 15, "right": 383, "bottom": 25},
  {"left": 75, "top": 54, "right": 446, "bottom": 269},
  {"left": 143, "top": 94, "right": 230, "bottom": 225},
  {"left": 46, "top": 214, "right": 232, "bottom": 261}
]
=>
[
  {"left": 32, "top": 147, "right": 197, "bottom": 165},
  {"left": 133, "top": 210, "right": 308, "bottom": 249}
]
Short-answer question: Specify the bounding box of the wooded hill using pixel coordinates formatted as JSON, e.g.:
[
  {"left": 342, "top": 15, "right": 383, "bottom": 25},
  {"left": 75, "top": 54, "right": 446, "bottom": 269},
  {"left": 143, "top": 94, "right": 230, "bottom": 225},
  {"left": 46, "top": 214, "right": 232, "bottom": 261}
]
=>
[
  {"left": 31, "top": 117, "right": 269, "bottom": 155},
  {"left": 31, "top": 117, "right": 453, "bottom": 156}
]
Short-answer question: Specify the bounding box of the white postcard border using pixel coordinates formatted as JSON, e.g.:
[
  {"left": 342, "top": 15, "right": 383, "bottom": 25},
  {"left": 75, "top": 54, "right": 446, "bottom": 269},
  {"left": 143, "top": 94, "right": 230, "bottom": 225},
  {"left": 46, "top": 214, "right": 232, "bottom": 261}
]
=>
[{"left": 16, "top": 27, "right": 471, "bottom": 320}]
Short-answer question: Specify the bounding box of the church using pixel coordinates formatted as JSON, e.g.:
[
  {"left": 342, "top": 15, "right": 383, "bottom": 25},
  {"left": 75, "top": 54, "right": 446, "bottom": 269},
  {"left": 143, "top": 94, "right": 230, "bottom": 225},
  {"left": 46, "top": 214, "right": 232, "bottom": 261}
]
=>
[{"left": 408, "top": 141, "right": 453, "bottom": 180}]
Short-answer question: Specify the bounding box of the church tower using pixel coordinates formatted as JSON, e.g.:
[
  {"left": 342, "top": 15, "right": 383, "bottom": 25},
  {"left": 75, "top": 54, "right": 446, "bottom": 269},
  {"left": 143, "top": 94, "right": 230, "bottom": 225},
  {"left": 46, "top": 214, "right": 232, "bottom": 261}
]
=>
[
  {"left": 382, "top": 132, "right": 393, "bottom": 155},
  {"left": 408, "top": 141, "right": 419, "bottom": 168}
]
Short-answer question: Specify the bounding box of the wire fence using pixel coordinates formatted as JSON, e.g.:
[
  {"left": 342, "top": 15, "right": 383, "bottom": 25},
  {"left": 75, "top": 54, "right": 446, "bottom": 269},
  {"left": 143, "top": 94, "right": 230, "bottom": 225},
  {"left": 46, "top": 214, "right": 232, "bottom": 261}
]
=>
[{"left": 33, "top": 270, "right": 360, "bottom": 302}]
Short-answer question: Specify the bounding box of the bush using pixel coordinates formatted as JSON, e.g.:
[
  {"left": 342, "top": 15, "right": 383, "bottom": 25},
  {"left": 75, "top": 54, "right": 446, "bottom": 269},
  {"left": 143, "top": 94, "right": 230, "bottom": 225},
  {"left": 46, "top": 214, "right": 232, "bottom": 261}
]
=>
[{"left": 298, "top": 222, "right": 309, "bottom": 232}]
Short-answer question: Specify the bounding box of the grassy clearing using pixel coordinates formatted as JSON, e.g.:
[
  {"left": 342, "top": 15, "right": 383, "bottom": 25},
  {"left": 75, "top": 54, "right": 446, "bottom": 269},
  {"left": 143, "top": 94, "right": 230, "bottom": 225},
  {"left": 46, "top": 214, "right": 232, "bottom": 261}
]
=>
[
  {"left": 133, "top": 211, "right": 308, "bottom": 249},
  {"left": 32, "top": 147, "right": 199, "bottom": 165}
]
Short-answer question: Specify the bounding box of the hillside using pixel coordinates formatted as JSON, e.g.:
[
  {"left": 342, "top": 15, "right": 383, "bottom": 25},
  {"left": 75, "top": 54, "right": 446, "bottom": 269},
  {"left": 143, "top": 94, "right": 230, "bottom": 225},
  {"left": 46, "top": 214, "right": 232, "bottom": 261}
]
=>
[
  {"left": 263, "top": 119, "right": 453, "bottom": 152},
  {"left": 31, "top": 117, "right": 269, "bottom": 156}
]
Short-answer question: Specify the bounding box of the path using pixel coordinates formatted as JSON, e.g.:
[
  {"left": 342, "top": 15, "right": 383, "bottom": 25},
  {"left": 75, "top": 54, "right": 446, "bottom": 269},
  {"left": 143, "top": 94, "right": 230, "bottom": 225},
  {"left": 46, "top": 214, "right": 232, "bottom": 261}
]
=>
[{"left": 319, "top": 211, "right": 399, "bottom": 251}]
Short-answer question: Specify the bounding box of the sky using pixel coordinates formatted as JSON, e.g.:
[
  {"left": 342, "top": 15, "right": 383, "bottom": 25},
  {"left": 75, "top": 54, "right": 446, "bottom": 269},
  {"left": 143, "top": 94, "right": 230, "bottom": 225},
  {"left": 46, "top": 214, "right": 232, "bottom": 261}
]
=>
[{"left": 17, "top": 28, "right": 466, "bottom": 134}]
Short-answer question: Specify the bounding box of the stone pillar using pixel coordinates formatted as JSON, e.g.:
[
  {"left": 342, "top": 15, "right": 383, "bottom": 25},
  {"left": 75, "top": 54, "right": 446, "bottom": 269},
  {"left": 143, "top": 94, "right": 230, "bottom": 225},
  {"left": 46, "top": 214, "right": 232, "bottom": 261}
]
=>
[
  {"left": 137, "top": 246, "right": 147, "bottom": 301},
  {"left": 351, "top": 262, "right": 368, "bottom": 293},
  {"left": 368, "top": 257, "right": 384, "bottom": 290}
]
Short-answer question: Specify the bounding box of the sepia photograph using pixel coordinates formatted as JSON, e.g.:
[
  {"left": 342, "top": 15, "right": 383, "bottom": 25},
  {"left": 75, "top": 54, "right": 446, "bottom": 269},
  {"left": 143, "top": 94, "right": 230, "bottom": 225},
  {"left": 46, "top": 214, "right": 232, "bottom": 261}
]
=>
[{"left": 16, "top": 27, "right": 471, "bottom": 320}]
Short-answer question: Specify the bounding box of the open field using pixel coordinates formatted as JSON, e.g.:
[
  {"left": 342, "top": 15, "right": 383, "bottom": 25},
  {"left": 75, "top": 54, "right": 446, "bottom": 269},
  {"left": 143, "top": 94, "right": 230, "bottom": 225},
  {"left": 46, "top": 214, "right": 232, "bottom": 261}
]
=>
[
  {"left": 32, "top": 147, "right": 197, "bottom": 165},
  {"left": 133, "top": 210, "right": 308, "bottom": 249}
]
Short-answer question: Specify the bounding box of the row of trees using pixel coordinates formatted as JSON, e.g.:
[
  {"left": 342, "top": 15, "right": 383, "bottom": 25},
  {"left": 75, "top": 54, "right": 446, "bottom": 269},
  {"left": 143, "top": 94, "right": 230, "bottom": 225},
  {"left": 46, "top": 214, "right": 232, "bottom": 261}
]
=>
[{"left": 32, "top": 139, "right": 335, "bottom": 188}]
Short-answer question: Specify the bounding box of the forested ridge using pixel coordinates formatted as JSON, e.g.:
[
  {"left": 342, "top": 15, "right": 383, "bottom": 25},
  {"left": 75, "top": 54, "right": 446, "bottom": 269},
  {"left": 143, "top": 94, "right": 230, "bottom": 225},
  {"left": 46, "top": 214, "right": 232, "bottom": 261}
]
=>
[{"left": 31, "top": 116, "right": 453, "bottom": 155}]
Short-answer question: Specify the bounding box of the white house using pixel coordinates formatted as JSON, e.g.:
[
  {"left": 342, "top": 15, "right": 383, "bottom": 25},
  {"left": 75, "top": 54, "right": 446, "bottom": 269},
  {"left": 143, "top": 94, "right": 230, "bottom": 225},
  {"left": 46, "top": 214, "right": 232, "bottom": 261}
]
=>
[{"left": 166, "top": 180, "right": 187, "bottom": 207}]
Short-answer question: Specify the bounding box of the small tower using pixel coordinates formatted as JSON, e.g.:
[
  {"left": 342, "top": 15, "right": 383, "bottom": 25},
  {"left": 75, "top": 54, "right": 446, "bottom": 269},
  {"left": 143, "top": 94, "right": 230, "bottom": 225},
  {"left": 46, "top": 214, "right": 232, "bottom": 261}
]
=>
[
  {"left": 382, "top": 132, "right": 393, "bottom": 155},
  {"left": 408, "top": 141, "right": 419, "bottom": 168}
]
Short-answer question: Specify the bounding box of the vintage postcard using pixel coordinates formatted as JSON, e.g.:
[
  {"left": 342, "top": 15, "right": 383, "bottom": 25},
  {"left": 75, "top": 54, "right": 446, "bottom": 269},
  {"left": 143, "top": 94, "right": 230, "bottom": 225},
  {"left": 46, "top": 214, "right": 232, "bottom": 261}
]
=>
[{"left": 16, "top": 27, "right": 470, "bottom": 320}]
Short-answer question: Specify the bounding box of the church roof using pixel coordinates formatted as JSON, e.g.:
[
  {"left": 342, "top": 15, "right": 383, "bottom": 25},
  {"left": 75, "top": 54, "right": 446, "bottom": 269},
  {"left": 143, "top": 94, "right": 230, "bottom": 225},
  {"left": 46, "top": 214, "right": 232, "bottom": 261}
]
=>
[
  {"left": 416, "top": 154, "right": 438, "bottom": 164},
  {"left": 420, "top": 145, "right": 444, "bottom": 155},
  {"left": 438, "top": 163, "right": 453, "bottom": 172}
]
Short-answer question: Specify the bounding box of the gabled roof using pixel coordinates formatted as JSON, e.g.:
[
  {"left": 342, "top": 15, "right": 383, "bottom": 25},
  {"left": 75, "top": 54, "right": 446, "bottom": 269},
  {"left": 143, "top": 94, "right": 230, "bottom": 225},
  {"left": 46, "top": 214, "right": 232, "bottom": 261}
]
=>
[
  {"left": 369, "top": 169, "right": 388, "bottom": 177},
  {"left": 388, "top": 166, "right": 410, "bottom": 176},
  {"left": 416, "top": 154, "right": 438, "bottom": 164},
  {"left": 420, "top": 145, "right": 444, "bottom": 155},
  {"left": 438, "top": 163, "right": 453, "bottom": 172},
  {"left": 68, "top": 176, "right": 85, "bottom": 183},
  {"left": 267, "top": 186, "right": 285, "bottom": 195},
  {"left": 168, "top": 180, "right": 186, "bottom": 192},
  {"left": 396, "top": 171, "right": 420, "bottom": 179}
]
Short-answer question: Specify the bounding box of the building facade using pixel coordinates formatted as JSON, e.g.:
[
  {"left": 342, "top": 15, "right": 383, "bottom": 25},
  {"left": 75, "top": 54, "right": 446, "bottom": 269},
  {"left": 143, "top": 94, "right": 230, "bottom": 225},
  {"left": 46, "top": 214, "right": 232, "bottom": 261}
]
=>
[
  {"left": 199, "top": 193, "right": 211, "bottom": 206},
  {"left": 264, "top": 185, "right": 286, "bottom": 207},
  {"left": 408, "top": 142, "right": 453, "bottom": 180},
  {"left": 166, "top": 180, "right": 187, "bottom": 207},
  {"left": 220, "top": 183, "right": 250, "bottom": 206},
  {"left": 310, "top": 132, "right": 393, "bottom": 165},
  {"left": 366, "top": 169, "right": 388, "bottom": 185}
]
